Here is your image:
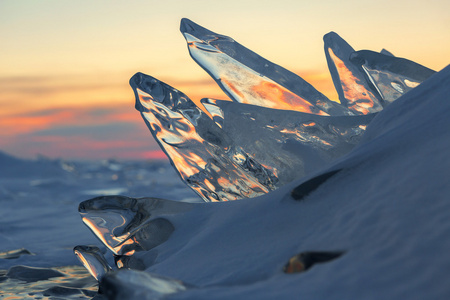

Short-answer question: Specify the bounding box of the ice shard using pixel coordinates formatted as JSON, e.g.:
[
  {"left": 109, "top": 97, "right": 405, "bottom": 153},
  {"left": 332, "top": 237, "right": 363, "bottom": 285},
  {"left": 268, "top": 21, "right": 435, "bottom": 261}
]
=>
[
  {"left": 79, "top": 195, "right": 194, "bottom": 255},
  {"left": 74, "top": 245, "right": 112, "bottom": 281},
  {"left": 324, "top": 32, "right": 384, "bottom": 114},
  {"left": 180, "top": 18, "right": 352, "bottom": 116},
  {"left": 131, "top": 72, "right": 279, "bottom": 201},
  {"left": 202, "top": 99, "right": 375, "bottom": 184},
  {"left": 350, "top": 50, "right": 436, "bottom": 103}
]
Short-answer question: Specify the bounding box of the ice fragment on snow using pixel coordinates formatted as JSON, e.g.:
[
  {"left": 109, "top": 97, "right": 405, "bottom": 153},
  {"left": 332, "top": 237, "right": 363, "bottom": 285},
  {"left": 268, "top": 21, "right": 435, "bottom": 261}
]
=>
[
  {"left": 79, "top": 195, "right": 194, "bottom": 255},
  {"left": 74, "top": 245, "right": 112, "bottom": 281}
]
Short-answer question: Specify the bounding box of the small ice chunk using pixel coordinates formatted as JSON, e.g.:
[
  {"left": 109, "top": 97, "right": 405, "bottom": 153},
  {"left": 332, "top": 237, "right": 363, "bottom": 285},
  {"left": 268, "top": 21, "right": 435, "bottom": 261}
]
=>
[
  {"left": 79, "top": 195, "right": 195, "bottom": 255},
  {"left": 0, "top": 248, "right": 34, "bottom": 259},
  {"left": 74, "top": 245, "right": 112, "bottom": 281}
]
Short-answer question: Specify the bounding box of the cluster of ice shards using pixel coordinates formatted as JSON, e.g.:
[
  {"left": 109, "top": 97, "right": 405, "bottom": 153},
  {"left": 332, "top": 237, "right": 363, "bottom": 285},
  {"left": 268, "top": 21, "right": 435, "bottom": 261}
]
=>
[
  {"left": 74, "top": 18, "right": 438, "bottom": 296},
  {"left": 129, "top": 18, "right": 435, "bottom": 203},
  {"left": 324, "top": 32, "right": 435, "bottom": 114}
]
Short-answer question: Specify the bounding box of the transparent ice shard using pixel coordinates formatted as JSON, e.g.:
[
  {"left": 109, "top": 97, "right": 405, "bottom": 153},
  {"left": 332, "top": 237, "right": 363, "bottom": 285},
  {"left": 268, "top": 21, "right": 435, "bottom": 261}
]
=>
[
  {"left": 131, "top": 72, "right": 277, "bottom": 201},
  {"left": 350, "top": 50, "right": 436, "bottom": 103},
  {"left": 100, "top": 269, "right": 189, "bottom": 300},
  {"left": 324, "top": 32, "right": 384, "bottom": 114},
  {"left": 202, "top": 99, "right": 375, "bottom": 184},
  {"left": 79, "top": 195, "right": 194, "bottom": 255},
  {"left": 74, "top": 245, "right": 112, "bottom": 281},
  {"left": 180, "top": 18, "right": 352, "bottom": 116}
]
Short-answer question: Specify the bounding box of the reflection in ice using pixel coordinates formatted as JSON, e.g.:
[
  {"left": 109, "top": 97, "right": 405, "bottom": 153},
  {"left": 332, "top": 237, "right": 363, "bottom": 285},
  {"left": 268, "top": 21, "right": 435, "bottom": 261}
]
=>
[
  {"left": 74, "top": 245, "right": 112, "bottom": 281},
  {"left": 79, "top": 195, "right": 194, "bottom": 255},
  {"left": 181, "top": 18, "right": 352, "bottom": 116},
  {"left": 349, "top": 50, "right": 435, "bottom": 103},
  {"left": 201, "top": 99, "right": 375, "bottom": 184},
  {"left": 131, "top": 73, "right": 274, "bottom": 201},
  {"left": 324, "top": 32, "right": 383, "bottom": 114}
]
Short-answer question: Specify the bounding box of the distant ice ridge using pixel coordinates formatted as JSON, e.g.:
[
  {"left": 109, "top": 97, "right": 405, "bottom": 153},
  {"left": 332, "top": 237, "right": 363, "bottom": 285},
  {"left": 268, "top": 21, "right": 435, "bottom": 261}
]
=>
[{"left": 129, "top": 18, "right": 434, "bottom": 202}]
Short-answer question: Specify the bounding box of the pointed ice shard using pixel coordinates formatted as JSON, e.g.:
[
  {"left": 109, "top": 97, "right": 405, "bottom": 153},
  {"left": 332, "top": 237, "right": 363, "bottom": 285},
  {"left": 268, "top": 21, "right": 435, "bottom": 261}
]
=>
[
  {"left": 180, "top": 18, "right": 352, "bottom": 116},
  {"left": 201, "top": 99, "right": 375, "bottom": 183},
  {"left": 350, "top": 50, "right": 436, "bottom": 103},
  {"left": 131, "top": 72, "right": 278, "bottom": 201},
  {"left": 324, "top": 32, "right": 383, "bottom": 114},
  {"left": 79, "top": 195, "right": 194, "bottom": 255},
  {"left": 74, "top": 245, "right": 112, "bottom": 281}
]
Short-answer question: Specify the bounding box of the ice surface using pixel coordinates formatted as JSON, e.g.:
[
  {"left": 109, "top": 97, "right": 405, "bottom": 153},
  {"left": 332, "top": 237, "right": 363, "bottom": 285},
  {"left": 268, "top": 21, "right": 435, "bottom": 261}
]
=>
[
  {"left": 89, "top": 65, "right": 450, "bottom": 299},
  {"left": 324, "top": 32, "right": 384, "bottom": 114},
  {"left": 180, "top": 19, "right": 352, "bottom": 115},
  {"left": 350, "top": 50, "right": 435, "bottom": 103}
]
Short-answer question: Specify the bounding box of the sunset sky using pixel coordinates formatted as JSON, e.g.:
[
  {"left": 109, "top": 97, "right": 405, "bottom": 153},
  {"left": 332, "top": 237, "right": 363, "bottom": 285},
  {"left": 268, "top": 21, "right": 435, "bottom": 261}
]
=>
[{"left": 1, "top": 0, "right": 449, "bottom": 160}]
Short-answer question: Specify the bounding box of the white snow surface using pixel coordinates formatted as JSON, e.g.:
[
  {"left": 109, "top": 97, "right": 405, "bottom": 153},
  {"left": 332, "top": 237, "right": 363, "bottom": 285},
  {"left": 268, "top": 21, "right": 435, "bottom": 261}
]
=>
[{"left": 1, "top": 65, "right": 449, "bottom": 299}]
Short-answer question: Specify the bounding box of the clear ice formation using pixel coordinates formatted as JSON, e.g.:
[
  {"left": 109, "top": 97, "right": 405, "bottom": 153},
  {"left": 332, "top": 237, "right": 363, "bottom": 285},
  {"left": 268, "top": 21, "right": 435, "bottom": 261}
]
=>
[
  {"left": 79, "top": 195, "right": 193, "bottom": 256},
  {"left": 324, "top": 32, "right": 384, "bottom": 114},
  {"left": 201, "top": 98, "right": 375, "bottom": 184},
  {"left": 74, "top": 245, "right": 112, "bottom": 281},
  {"left": 131, "top": 72, "right": 373, "bottom": 201},
  {"left": 349, "top": 50, "right": 435, "bottom": 103},
  {"left": 180, "top": 18, "right": 352, "bottom": 116},
  {"left": 131, "top": 73, "right": 273, "bottom": 201},
  {"left": 129, "top": 19, "right": 434, "bottom": 202},
  {"left": 324, "top": 32, "right": 435, "bottom": 114}
]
